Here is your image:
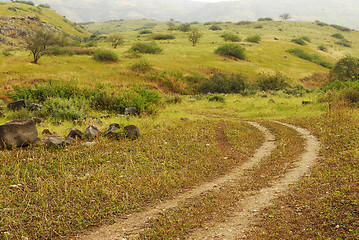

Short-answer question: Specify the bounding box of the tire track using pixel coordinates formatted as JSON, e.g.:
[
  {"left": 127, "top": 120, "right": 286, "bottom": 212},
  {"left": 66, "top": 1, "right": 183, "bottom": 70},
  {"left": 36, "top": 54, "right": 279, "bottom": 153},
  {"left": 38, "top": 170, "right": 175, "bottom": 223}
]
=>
[
  {"left": 70, "top": 121, "right": 276, "bottom": 240},
  {"left": 188, "top": 121, "right": 320, "bottom": 239}
]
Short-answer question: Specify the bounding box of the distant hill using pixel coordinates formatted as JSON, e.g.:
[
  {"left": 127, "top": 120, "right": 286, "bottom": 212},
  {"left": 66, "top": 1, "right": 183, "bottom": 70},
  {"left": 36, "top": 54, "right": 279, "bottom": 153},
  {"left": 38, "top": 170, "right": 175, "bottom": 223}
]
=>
[
  {"left": 0, "top": 1, "right": 90, "bottom": 45},
  {"left": 25, "top": 0, "right": 359, "bottom": 30}
]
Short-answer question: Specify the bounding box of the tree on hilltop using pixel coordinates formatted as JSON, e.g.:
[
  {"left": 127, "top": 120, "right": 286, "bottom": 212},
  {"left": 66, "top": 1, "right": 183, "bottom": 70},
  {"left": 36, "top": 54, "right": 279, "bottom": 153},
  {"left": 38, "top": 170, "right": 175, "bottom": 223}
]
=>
[{"left": 279, "top": 13, "right": 291, "bottom": 20}]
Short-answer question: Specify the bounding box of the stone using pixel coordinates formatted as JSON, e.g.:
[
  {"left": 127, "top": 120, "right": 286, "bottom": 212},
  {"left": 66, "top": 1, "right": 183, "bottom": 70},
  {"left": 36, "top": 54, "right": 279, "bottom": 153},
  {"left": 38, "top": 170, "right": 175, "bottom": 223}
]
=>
[
  {"left": 103, "top": 123, "right": 120, "bottom": 139},
  {"left": 124, "top": 125, "right": 140, "bottom": 140},
  {"left": 67, "top": 128, "right": 84, "bottom": 139},
  {"left": 302, "top": 101, "right": 312, "bottom": 105},
  {"left": 28, "top": 103, "right": 43, "bottom": 112},
  {"left": 100, "top": 114, "right": 111, "bottom": 119},
  {"left": 64, "top": 137, "right": 75, "bottom": 145},
  {"left": 0, "top": 119, "right": 38, "bottom": 149},
  {"left": 180, "top": 118, "right": 189, "bottom": 121},
  {"left": 42, "top": 129, "right": 52, "bottom": 136},
  {"left": 85, "top": 125, "right": 102, "bottom": 140},
  {"left": 269, "top": 99, "right": 276, "bottom": 104},
  {"left": 124, "top": 107, "right": 140, "bottom": 116},
  {"left": 73, "top": 119, "right": 85, "bottom": 126},
  {"left": 7, "top": 99, "right": 26, "bottom": 111},
  {"left": 45, "top": 137, "right": 64, "bottom": 148}
]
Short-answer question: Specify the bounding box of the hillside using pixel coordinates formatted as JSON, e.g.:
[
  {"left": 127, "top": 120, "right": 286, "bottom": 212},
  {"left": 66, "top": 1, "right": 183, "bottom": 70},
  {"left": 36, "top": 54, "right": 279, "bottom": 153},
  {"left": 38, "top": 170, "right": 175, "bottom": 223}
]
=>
[
  {"left": 27, "top": 0, "right": 359, "bottom": 30},
  {"left": 0, "top": 1, "right": 90, "bottom": 46}
]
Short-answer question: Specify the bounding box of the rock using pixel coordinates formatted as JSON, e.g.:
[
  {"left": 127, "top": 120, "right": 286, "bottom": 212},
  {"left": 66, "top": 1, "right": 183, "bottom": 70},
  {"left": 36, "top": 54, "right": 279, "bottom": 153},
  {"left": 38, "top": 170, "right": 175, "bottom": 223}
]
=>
[
  {"left": 100, "top": 114, "right": 111, "bottom": 119},
  {"left": 64, "top": 137, "right": 75, "bottom": 145},
  {"left": 302, "top": 101, "right": 312, "bottom": 105},
  {"left": 73, "top": 119, "right": 85, "bottom": 126},
  {"left": 45, "top": 137, "right": 64, "bottom": 148},
  {"left": 83, "top": 116, "right": 103, "bottom": 125},
  {"left": 42, "top": 129, "right": 52, "bottom": 136},
  {"left": 103, "top": 123, "right": 120, "bottom": 139},
  {"left": 51, "top": 121, "right": 62, "bottom": 126},
  {"left": 269, "top": 99, "right": 276, "bottom": 104},
  {"left": 30, "top": 117, "right": 42, "bottom": 125},
  {"left": 124, "top": 107, "right": 140, "bottom": 116},
  {"left": 67, "top": 128, "right": 84, "bottom": 139},
  {"left": 85, "top": 125, "right": 102, "bottom": 140},
  {"left": 124, "top": 125, "right": 140, "bottom": 140},
  {"left": 0, "top": 119, "right": 38, "bottom": 149},
  {"left": 0, "top": 112, "right": 4, "bottom": 118},
  {"left": 7, "top": 99, "right": 26, "bottom": 111},
  {"left": 180, "top": 118, "right": 189, "bottom": 121},
  {"left": 28, "top": 103, "right": 43, "bottom": 111}
]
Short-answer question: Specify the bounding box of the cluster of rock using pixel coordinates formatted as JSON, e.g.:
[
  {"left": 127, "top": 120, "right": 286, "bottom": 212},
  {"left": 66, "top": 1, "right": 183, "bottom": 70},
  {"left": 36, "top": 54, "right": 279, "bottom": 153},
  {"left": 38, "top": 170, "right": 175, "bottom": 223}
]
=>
[{"left": 0, "top": 99, "right": 141, "bottom": 149}]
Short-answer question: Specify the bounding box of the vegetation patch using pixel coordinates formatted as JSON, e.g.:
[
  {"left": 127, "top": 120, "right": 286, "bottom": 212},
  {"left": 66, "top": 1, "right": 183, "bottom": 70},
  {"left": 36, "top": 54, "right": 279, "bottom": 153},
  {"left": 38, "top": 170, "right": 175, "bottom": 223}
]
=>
[
  {"left": 215, "top": 43, "right": 246, "bottom": 60},
  {"left": 246, "top": 35, "right": 261, "bottom": 43},
  {"left": 198, "top": 73, "right": 247, "bottom": 94},
  {"left": 93, "top": 49, "right": 119, "bottom": 62},
  {"left": 286, "top": 48, "right": 333, "bottom": 68},
  {"left": 256, "top": 72, "right": 290, "bottom": 91},
  {"left": 151, "top": 33, "right": 175, "bottom": 40},
  {"left": 221, "top": 32, "right": 241, "bottom": 42},
  {"left": 129, "top": 42, "right": 163, "bottom": 54}
]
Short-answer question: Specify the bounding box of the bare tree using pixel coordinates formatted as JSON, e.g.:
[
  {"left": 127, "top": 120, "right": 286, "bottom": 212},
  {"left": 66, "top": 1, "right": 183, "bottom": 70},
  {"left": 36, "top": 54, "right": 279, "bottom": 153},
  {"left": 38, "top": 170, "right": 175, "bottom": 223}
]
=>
[
  {"left": 107, "top": 33, "right": 125, "bottom": 49},
  {"left": 279, "top": 13, "right": 291, "bottom": 21},
  {"left": 188, "top": 29, "right": 203, "bottom": 46},
  {"left": 24, "top": 27, "right": 56, "bottom": 63}
]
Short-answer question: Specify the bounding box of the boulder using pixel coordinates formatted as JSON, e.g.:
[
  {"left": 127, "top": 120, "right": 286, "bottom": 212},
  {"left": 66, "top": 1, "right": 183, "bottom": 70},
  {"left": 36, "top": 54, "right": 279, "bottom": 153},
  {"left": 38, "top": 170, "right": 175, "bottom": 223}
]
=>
[
  {"left": 103, "top": 123, "right": 120, "bottom": 139},
  {"left": 7, "top": 99, "right": 26, "bottom": 111},
  {"left": 28, "top": 103, "right": 43, "bottom": 112},
  {"left": 0, "top": 119, "right": 38, "bottom": 149},
  {"left": 124, "top": 107, "right": 140, "bottom": 116},
  {"left": 67, "top": 128, "right": 84, "bottom": 139},
  {"left": 85, "top": 125, "right": 102, "bottom": 140},
  {"left": 45, "top": 136, "right": 75, "bottom": 148},
  {"left": 124, "top": 125, "right": 140, "bottom": 140}
]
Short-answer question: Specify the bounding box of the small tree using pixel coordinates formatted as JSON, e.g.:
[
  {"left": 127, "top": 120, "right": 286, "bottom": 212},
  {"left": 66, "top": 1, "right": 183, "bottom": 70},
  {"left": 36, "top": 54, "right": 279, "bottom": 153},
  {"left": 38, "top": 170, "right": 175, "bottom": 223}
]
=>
[
  {"left": 188, "top": 29, "right": 202, "bottom": 46},
  {"left": 24, "top": 27, "right": 56, "bottom": 63},
  {"left": 330, "top": 55, "right": 359, "bottom": 82},
  {"left": 107, "top": 34, "right": 124, "bottom": 49},
  {"left": 279, "top": 13, "right": 291, "bottom": 21},
  {"left": 178, "top": 23, "right": 191, "bottom": 32}
]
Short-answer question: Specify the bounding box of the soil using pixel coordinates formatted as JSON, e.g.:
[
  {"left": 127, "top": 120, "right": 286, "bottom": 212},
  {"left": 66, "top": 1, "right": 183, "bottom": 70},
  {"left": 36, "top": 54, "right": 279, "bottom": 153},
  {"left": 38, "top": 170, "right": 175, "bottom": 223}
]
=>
[{"left": 70, "top": 121, "right": 320, "bottom": 240}]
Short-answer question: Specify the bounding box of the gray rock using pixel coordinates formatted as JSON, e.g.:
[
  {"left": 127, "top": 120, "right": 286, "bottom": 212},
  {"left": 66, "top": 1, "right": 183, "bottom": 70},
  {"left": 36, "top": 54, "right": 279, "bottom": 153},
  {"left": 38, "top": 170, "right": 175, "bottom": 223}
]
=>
[
  {"left": 28, "top": 103, "right": 43, "bottom": 112},
  {"left": 269, "top": 99, "right": 275, "bottom": 104},
  {"left": 67, "top": 128, "right": 84, "bottom": 139},
  {"left": 302, "top": 101, "right": 312, "bottom": 105},
  {"left": 124, "top": 107, "right": 140, "bottom": 116},
  {"left": 64, "top": 137, "right": 75, "bottom": 145},
  {"left": 85, "top": 125, "right": 102, "bottom": 140},
  {"left": 45, "top": 137, "right": 64, "bottom": 148},
  {"left": 0, "top": 119, "right": 38, "bottom": 149},
  {"left": 7, "top": 99, "right": 26, "bottom": 111},
  {"left": 103, "top": 123, "right": 120, "bottom": 139},
  {"left": 124, "top": 125, "right": 140, "bottom": 140},
  {"left": 73, "top": 119, "right": 85, "bottom": 126}
]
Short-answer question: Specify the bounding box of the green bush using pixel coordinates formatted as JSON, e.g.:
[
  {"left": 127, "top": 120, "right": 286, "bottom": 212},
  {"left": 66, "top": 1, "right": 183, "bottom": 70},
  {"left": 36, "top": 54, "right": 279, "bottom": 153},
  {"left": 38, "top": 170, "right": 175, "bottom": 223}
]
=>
[
  {"left": 318, "top": 44, "right": 328, "bottom": 51},
  {"left": 215, "top": 44, "right": 246, "bottom": 60},
  {"left": 209, "top": 95, "right": 225, "bottom": 102},
  {"left": 130, "top": 60, "right": 153, "bottom": 73},
  {"left": 331, "top": 33, "right": 344, "bottom": 39},
  {"left": 47, "top": 47, "right": 75, "bottom": 56},
  {"left": 329, "top": 56, "right": 359, "bottom": 82},
  {"left": 246, "top": 35, "right": 261, "bottom": 43},
  {"left": 129, "top": 42, "right": 163, "bottom": 54},
  {"left": 315, "top": 21, "right": 328, "bottom": 26},
  {"left": 44, "top": 97, "right": 89, "bottom": 120},
  {"left": 151, "top": 33, "right": 175, "bottom": 40},
  {"left": 258, "top": 17, "right": 273, "bottom": 21},
  {"left": 336, "top": 40, "right": 352, "bottom": 48},
  {"left": 221, "top": 33, "right": 241, "bottom": 42},
  {"left": 93, "top": 49, "right": 119, "bottom": 62},
  {"left": 286, "top": 48, "right": 333, "bottom": 68},
  {"left": 13, "top": 1, "right": 34, "bottom": 6},
  {"left": 209, "top": 25, "right": 222, "bottom": 31},
  {"left": 198, "top": 73, "right": 247, "bottom": 94},
  {"left": 291, "top": 37, "right": 307, "bottom": 45},
  {"left": 254, "top": 25, "right": 263, "bottom": 29},
  {"left": 236, "top": 21, "right": 252, "bottom": 25},
  {"left": 330, "top": 24, "right": 351, "bottom": 32},
  {"left": 256, "top": 72, "right": 290, "bottom": 91},
  {"left": 139, "top": 29, "right": 153, "bottom": 34},
  {"left": 2, "top": 48, "right": 15, "bottom": 56},
  {"left": 178, "top": 23, "right": 191, "bottom": 32}
]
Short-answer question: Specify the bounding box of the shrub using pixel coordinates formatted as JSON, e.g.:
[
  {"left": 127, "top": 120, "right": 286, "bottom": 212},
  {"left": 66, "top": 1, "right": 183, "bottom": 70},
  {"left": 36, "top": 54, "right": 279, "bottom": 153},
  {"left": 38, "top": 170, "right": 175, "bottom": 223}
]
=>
[
  {"left": 209, "top": 25, "right": 222, "bottom": 31},
  {"left": 178, "top": 23, "right": 191, "bottom": 32},
  {"left": 130, "top": 60, "right": 153, "bottom": 73},
  {"left": 215, "top": 44, "right": 246, "bottom": 60},
  {"left": 246, "top": 35, "right": 261, "bottom": 43},
  {"left": 198, "top": 73, "right": 247, "bottom": 94},
  {"left": 129, "top": 42, "right": 163, "bottom": 54},
  {"left": 329, "top": 55, "right": 359, "bottom": 82},
  {"left": 209, "top": 95, "right": 225, "bottom": 102},
  {"left": 93, "top": 49, "right": 118, "bottom": 62},
  {"left": 315, "top": 21, "right": 328, "bottom": 26},
  {"left": 236, "top": 21, "right": 252, "bottom": 25},
  {"left": 318, "top": 44, "right": 327, "bottom": 51},
  {"left": 151, "top": 33, "right": 175, "bottom": 40},
  {"left": 336, "top": 40, "right": 352, "bottom": 48},
  {"left": 221, "top": 33, "right": 241, "bottom": 42},
  {"left": 47, "top": 47, "right": 75, "bottom": 56},
  {"left": 254, "top": 25, "right": 263, "bottom": 29},
  {"left": 331, "top": 33, "right": 344, "bottom": 39},
  {"left": 286, "top": 48, "right": 333, "bottom": 69},
  {"left": 300, "top": 36, "right": 311, "bottom": 42},
  {"left": 165, "top": 95, "right": 182, "bottom": 104},
  {"left": 291, "top": 37, "right": 307, "bottom": 45},
  {"left": 258, "top": 17, "right": 273, "bottom": 21},
  {"left": 2, "top": 48, "right": 15, "bottom": 56},
  {"left": 256, "top": 72, "right": 290, "bottom": 91},
  {"left": 44, "top": 97, "right": 89, "bottom": 120},
  {"left": 330, "top": 24, "right": 351, "bottom": 32},
  {"left": 13, "top": 1, "right": 34, "bottom": 6},
  {"left": 139, "top": 29, "right": 153, "bottom": 34}
]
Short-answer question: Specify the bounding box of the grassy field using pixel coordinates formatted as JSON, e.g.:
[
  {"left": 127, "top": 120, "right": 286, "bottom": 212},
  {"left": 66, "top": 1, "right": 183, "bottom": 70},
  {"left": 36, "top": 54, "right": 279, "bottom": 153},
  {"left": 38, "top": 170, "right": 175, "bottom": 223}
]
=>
[{"left": 0, "top": 3, "right": 359, "bottom": 239}]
